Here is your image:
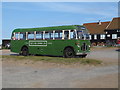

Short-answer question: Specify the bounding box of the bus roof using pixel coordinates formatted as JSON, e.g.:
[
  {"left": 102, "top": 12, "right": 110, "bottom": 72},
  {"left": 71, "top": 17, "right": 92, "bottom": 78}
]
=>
[{"left": 12, "top": 25, "right": 84, "bottom": 33}]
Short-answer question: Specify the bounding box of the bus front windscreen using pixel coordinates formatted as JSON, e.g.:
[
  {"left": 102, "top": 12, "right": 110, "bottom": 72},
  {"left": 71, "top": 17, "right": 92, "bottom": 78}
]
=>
[
  {"left": 77, "top": 31, "right": 90, "bottom": 40},
  {"left": 76, "top": 26, "right": 90, "bottom": 40}
]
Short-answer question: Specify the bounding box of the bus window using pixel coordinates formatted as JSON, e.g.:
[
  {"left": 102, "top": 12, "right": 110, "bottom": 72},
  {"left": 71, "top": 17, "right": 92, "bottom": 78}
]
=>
[
  {"left": 50, "top": 32, "right": 54, "bottom": 39},
  {"left": 28, "top": 32, "right": 34, "bottom": 40},
  {"left": 20, "top": 32, "right": 26, "bottom": 40},
  {"left": 54, "top": 31, "right": 59, "bottom": 39},
  {"left": 15, "top": 33, "right": 19, "bottom": 40},
  {"left": 59, "top": 32, "right": 62, "bottom": 39},
  {"left": 54, "top": 31, "right": 62, "bottom": 39},
  {"left": 77, "top": 31, "right": 89, "bottom": 40},
  {"left": 77, "top": 31, "right": 84, "bottom": 40},
  {"left": 70, "top": 30, "right": 76, "bottom": 39},
  {"left": 36, "top": 32, "right": 43, "bottom": 39},
  {"left": 45, "top": 32, "right": 50, "bottom": 39},
  {"left": 84, "top": 34, "right": 90, "bottom": 40},
  {"left": 64, "top": 31, "right": 69, "bottom": 39}
]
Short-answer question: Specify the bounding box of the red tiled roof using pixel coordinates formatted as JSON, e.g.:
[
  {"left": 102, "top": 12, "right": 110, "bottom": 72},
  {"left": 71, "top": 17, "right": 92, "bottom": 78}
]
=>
[
  {"left": 105, "top": 17, "right": 120, "bottom": 30},
  {"left": 83, "top": 21, "right": 110, "bottom": 34}
]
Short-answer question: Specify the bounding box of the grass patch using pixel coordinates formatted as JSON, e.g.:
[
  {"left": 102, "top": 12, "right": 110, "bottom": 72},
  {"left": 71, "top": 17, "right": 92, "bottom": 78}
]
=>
[{"left": 2, "top": 55, "right": 102, "bottom": 65}]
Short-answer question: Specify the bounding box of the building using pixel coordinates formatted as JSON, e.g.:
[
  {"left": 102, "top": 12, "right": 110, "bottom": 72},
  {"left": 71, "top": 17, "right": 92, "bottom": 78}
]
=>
[
  {"left": 104, "top": 17, "right": 120, "bottom": 45},
  {"left": 83, "top": 17, "right": 120, "bottom": 46},
  {"left": 2, "top": 39, "right": 11, "bottom": 48},
  {"left": 83, "top": 21, "right": 110, "bottom": 46}
]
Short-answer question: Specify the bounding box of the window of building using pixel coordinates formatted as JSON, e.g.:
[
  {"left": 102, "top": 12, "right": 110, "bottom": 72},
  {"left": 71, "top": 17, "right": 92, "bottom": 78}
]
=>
[
  {"left": 112, "top": 34, "right": 117, "bottom": 39},
  {"left": 117, "top": 30, "right": 120, "bottom": 32},
  {"left": 107, "top": 34, "right": 110, "bottom": 37},
  {"left": 28, "top": 32, "right": 34, "bottom": 40},
  {"left": 100, "top": 34, "right": 105, "bottom": 39},
  {"left": 89, "top": 35, "right": 92, "bottom": 40},
  {"left": 94, "top": 35, "right": 97, "bottom": 39}
]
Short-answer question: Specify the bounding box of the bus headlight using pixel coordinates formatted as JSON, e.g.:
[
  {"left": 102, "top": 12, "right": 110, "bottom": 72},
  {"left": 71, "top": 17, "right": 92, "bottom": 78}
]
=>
[
  {"left": 77, "top": 45, "right": 80, "bottom": 47},
  {"left": 88, "top": 45, "right": 91, "bottom": 48}
]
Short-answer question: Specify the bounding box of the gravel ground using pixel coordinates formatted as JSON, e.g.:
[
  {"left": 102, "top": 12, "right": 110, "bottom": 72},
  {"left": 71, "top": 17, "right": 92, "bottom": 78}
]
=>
[{"left": 1, "top": 47, "right": 119, "bottom": 88}]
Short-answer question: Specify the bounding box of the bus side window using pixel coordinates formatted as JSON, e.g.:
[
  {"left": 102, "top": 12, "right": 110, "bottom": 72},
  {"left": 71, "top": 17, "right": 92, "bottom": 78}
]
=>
[
  {"left": 50, "top": 32, "right": 54, "bottom": 39},
  {"left": 28, "top": 32, "right": 34, "bottom": 40},
  {"left": 59, "top": 31, "right": 62, "bottom": 39},
  {"left": 64, "top": 31, "right": 69, "bottom": 39},
  {"left": 12, "top": 33, "right": 15, "bottom": 40},
  {"left": 15, "top": 33, "right": 19, "bottom": 40},
  {"left": 45, "top": 32, "right": 50, "bottom": 39},
  {"left": 54, "top": 31, "right": 62, "bottom": 39},
  {"left": 20, "top": 32, "right": 26, "bottom": 40},
  {"left": 36, "top": 32, "right": 43, "bottom": 40},
  {"left": 70, "top": 30, "right": 75, "bottom": 39},
  {"left": 54, "top": 31, "right": 58, "bottom": 39}
]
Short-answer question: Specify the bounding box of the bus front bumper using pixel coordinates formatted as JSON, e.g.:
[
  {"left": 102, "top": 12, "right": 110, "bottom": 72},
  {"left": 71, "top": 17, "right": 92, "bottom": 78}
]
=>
[{"left": 76, "top": 53, "right": 88, "bottom": 55}]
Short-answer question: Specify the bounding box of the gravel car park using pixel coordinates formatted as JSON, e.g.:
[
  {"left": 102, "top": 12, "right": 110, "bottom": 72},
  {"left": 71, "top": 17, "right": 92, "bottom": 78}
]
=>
[{"left": 1, "top": 47, "right": 119, "bottom": 88}]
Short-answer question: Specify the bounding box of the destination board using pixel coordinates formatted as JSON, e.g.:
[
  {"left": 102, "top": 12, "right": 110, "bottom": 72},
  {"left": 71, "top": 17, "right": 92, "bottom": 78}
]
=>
[{"left": 29, "top": 41, "right": 47, "bottom": 46}]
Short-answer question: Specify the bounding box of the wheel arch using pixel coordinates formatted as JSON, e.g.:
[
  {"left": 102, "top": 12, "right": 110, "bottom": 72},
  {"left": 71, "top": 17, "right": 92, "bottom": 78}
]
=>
[
  {"left": 21, "top": 45, "right": 28, "bottom": 51},
  {"left": 64, "top": 46, "right": 75, "bottom": 52},
  {"left": 63, "top": 46, "right": 75, "bottom": 58}
]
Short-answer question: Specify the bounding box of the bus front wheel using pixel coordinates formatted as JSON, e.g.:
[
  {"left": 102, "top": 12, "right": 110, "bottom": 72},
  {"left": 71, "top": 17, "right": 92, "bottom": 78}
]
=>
[
  {"left": 64, "top": 47, "right": 75, "bottom": 58},
  {"left": 21, "top": 47, "right": 29, "bottom": 56}
]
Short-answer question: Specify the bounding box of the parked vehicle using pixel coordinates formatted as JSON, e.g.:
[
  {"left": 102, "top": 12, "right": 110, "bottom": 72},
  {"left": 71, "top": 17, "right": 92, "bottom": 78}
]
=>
[
  {"left": 0, "top": 45, "right": 2, "bottom": 50},
  {"left": 5, "top": 43, "right": 10, "bottom": 49},
  {"left": 116, "top": 38, "right": 120, "bottom": 46},
  {"left": 11, "top": 25, "right": 91, "bottom": 58}
]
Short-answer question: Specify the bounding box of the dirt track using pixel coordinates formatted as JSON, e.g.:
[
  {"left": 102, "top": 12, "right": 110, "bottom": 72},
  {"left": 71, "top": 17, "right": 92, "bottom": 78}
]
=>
[{"left": 1, "top": 47, "right": 119, "bottom": 88}]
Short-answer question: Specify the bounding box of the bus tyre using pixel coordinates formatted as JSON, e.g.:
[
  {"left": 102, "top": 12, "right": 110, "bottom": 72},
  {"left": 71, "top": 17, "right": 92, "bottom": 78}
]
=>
[
  {"left": 21, "top": 47, "right": 29, "bottom": 56},
  {"left": 64, "top": 47, "right": 75, "bottom": 58}
]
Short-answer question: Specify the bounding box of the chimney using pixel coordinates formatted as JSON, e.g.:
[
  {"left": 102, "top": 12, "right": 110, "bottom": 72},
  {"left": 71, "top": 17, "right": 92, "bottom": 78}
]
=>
[{"left": 98, "top": 20, "right": 101, "bottom": 25}]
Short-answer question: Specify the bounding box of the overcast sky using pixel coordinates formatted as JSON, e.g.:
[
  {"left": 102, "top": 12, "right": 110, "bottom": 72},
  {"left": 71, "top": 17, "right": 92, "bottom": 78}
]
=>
[{"left": 1, "top": 2, "right": 118, "bottom": 43}]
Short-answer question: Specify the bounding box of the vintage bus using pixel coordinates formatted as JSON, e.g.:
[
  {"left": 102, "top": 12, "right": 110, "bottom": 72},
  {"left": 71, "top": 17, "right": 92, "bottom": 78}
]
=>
[{"left": 11, "top": 25, "right": 91, "bottom": 58}]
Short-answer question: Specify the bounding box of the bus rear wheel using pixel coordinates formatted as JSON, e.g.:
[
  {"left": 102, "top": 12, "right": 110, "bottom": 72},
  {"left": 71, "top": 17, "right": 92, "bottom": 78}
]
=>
[
  {"left": 21, "top": 47, "right": 29, "bottom": 56},
  {"left": 64, "top": 47, "right": 75, "bottom": 58}
]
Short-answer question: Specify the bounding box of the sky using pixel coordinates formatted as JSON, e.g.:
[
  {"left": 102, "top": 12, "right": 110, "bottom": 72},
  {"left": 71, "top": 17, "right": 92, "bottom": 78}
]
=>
[{"left": 1, "top": 2, "right": 119, "bottom": 44}]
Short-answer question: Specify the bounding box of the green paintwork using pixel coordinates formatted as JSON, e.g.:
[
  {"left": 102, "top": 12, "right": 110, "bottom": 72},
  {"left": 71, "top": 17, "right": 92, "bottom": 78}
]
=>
[
  {"left": 12, "top": 25, "right": 83, "bottom": 33},
  {"left": 11, "top": 39, "right": 90, "bottom": 56},
  {"left": 11, "top": 25, "right": 90, "bottom": 56}
]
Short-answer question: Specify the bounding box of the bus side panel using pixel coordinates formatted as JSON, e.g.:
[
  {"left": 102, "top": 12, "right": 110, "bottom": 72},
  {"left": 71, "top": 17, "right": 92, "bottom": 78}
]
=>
[
  {"left": 10, "top": 40, "right": 29, "bottom": 53},
  {"left": 11, "top": 39, "right": 90, "bottom": 56},
  {"left": 28, "top": 40, "right": 75, "bottom": 56},
  {"left": 28, "top": 40, "right": 55, "bottom": 55},
  {"left": 52, "top": 40, "right": 91, "bottom": 56},
  {"left": 52, "top": 40, "right": 77, "bottom": 56}
]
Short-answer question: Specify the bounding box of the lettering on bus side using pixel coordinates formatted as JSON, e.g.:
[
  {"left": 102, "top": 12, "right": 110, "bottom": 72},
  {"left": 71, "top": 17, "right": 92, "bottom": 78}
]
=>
[{"left": 29, "top": 40, "right": 47, "bottom": 46}]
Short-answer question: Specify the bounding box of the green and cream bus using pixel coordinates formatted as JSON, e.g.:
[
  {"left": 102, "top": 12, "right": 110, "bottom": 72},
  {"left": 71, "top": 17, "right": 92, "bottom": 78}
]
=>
[{"left": 11, "top": 25, "right": 90, "bottom": 58}]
